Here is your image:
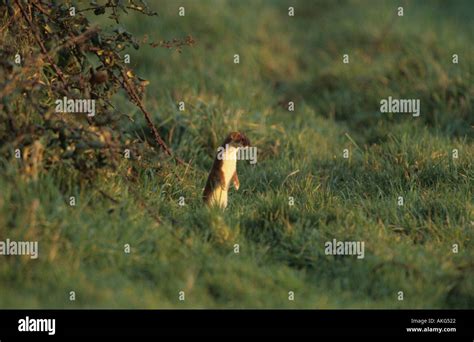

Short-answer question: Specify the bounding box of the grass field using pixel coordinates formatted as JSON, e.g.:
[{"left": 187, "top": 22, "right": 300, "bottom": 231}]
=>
[{"left": 0, "top": 0, "right": 473, "bottom": 308}]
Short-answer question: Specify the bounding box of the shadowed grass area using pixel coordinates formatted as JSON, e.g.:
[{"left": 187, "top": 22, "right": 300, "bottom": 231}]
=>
[{"left": 0, "top": 0, "right": 472, "bottom": 308}]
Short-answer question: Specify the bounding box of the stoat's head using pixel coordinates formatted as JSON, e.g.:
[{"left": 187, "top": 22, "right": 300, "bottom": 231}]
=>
[{"left": 223, "top": 131, "right": 251, "bottom": 148}]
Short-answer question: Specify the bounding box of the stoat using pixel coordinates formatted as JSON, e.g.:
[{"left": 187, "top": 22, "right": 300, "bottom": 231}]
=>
[{"left": 203, "top": 132, "right": 250, "bottom": 208}]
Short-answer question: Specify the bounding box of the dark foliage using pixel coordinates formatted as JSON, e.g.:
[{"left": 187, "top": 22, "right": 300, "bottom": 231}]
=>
[{"left": 0, "top": 0, "right": 193, "bottom": 180}]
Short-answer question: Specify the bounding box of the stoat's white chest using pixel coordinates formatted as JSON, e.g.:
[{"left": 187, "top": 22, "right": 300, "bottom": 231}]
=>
[
  {"left": 221, "top": 146, "right": 238, "bottom": 189},
  {"left": 209, "top": 146, "right": 239, "bottom": 208}
]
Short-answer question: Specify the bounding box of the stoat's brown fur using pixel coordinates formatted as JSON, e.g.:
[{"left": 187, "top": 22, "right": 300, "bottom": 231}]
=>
[{"left": 203, "top": 132, "right": 250, "bottom": 208}]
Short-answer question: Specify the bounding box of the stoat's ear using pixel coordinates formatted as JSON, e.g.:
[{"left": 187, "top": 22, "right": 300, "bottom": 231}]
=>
[
  {"left": 229, "top": 132, "right": 240, "bottom": 141},
  {"left": 226, "top": 131, "right": 250, "bottom": 147}
]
